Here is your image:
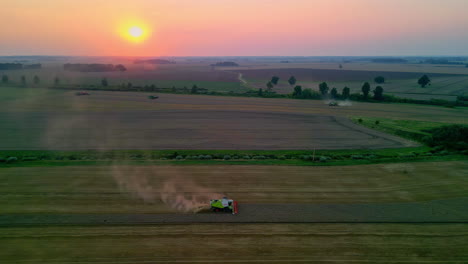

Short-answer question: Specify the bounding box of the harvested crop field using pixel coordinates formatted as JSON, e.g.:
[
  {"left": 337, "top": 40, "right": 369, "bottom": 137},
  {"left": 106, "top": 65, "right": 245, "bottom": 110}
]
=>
[
  {"left": 2, "top": 89, "right": 467, "bottom": 150},
  {"left": 2, "top": 224, "right": 467, "bottom": 263},
  {"left": 1, "top": 161, "right": 466, "bottom": 214},
  {"left": 0, "top": 111, "right": 416, "bottom": 150}
]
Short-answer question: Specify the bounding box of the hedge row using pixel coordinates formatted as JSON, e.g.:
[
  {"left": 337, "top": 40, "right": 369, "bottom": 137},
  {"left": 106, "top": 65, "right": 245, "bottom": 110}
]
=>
[{"left": 1, "top": 148, "right": 464, "bottom": 164}]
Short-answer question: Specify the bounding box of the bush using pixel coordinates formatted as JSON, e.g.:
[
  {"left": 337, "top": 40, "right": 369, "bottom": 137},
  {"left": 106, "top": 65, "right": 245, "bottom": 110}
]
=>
[
  {"left": 351, "top": 155, "right": 364, "bottom": 160},
  {"left": 423, "top": 125, "right": 468, "bottom": 150},
  {"left": 6, "top": 157, "right": 18, "bottom": 163},
  {"left": 319, "top": 156, "right": 330, "bottom": 162},
  {"left": 175, "top": 155, "right": 184, "bottom": 160},
  {"left": 299, "top": 155, "right": 313, "bottom": 161},
  {"left": 374, "top": 76, "right": 385, "bottom": 84},
  {"left": 253, "top": 155, "right": 266, "bottom": 160},
  {"left": 223, "top": 155, "right": 231, "bottom": 160},
  {"left": 358, "top": 118, "right": 363, "bottom": 123},
  {"left": 375, "top": 120, "right": 380, "bottom": 125},
  {"left": 279, "top": 155, "right": 287, "bottom": 160},
  {"left": 233, "top": 156, "right": 239, "bottom": 159},
  {"left": 198, "top": 155, "right": 206, "bottom": 160},
  {"left": 243, "top": 155, "right": 251, "bottom": 159},
  {"left": 22, "top": 157, "right": 38, "bottom": 161},
  {"left": 204, "top": 155, "right": 212, "bottom": 160},
  {"left": 399, "top": 153, "right": 416, "bottom": 158}
]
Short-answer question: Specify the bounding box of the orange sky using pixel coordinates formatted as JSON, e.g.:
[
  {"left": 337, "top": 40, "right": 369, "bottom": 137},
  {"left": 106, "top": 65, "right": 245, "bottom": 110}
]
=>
[{"left": 1, "top": 0, "right": 468, "bottom": 56}]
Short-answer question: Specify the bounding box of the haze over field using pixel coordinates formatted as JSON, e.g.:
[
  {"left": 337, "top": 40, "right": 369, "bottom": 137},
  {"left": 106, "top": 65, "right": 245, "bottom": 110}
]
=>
[{"left": 2, "top": 0, "right": 468, "bottom": 56}]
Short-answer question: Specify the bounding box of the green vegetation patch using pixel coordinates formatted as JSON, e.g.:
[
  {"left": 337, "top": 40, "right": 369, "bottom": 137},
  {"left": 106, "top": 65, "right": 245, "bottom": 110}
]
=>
[{"left": 352, "top": 117, "right": 468, "bottom": 152}]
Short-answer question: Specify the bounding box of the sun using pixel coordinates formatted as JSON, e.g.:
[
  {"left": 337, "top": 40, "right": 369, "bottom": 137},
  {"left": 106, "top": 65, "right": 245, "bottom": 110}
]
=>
[
  {"left": 129, "top": 26, "right": 143, "bottom": 38},
  {"left": 118, "top": 21, "right": 150, "bottom": 44}
]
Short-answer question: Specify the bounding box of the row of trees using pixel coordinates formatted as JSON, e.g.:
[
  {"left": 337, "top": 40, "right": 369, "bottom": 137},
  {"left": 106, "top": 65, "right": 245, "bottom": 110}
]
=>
[
  {"left": 265, "top": 73, "right": 432, "bottom": 92},
  {"left": 1, "top": 74, "right": 45, "bottom": 85},
  {"left": 294, "top": 81, "right": 384, "bottom": 101}
]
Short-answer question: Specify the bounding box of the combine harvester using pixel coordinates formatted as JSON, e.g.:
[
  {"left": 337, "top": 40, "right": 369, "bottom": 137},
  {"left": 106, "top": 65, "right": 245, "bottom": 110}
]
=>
[{"left": 210, "top": 197, "right": 238, "bottom": 214}]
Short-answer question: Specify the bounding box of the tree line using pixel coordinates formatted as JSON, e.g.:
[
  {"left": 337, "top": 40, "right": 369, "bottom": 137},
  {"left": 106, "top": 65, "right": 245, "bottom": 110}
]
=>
[
  {"left": 63, "top": 63, "right": 126, "bottom": 72},
  {"left": 0, "top": 63, "right": 41, "bottom": 70}
]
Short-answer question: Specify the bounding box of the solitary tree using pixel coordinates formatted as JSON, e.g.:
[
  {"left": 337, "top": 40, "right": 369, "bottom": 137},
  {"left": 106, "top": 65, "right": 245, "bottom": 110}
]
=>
[
  {"left": 330, "top": 87, "right": 338, "bottom": 98},
  {"left": 288, "top": 76, "right": 297, "bottom": 86},
  {"left": 319, "top": 82, "right": 329, "bottom": 95},
  {"left": 127, "top": 82, "right": 133, "bottom": 89},
  {"left": 373, "top": 86, "right": 384, "bottom": 100},
  {"left": 339, "top": 64, "right": 343, "bottom": 69},
  {"left": 342, "top": 87, "right": 350, "bottom": 99},
  {"left": 1, "top": 75, "right": 8, "bottom": 83},
  {"left": 33, "top": 75, "right": 40, "bottom": 85},
  {"left": 266, "top": 81, "right": 274, "bottom": 91},
  {"left": 292, "top": 85, "right": 302, "bottom": 97},
  {"left": 20, "top": 75, "right": 26, "bottom": 85},
  {"left": 418, "top": 75, "right": 431, "bottom": 88},
  {"left": 54, "top": 77, "right": 60, "bottom": 86},
  {"left": 271, "top": 76, "right": 280, "bottom": 85},
  {"left": 191, "top": 85, "right": 198, "bottom": 94},
  {"left": 374, "top": 76, "right": 385, "bottom": 84},
  {"left": 101, "top": 78, "right": 108, "bottom": 87},
  {"left": 258, "top": 88, "right": 263, "bottom": 97},
  {"left": 362, "top": 82, "right": 371, "bottom": 99}
]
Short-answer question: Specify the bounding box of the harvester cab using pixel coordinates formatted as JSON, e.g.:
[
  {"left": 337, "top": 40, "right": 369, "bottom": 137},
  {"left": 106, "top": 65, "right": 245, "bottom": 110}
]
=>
[{"left": 210, "top": 197, "right": 238, "bottom": 214}]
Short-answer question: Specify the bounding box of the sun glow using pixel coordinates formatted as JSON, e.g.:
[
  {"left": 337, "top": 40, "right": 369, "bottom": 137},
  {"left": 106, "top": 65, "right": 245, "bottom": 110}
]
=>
[{"left": 119, "top": 21, "right": 150, "bottom": 44}]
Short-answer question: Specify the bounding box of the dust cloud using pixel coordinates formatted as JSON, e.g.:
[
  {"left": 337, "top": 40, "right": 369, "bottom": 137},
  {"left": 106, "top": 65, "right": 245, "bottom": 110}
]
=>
[
  {"left": 111, "top": 165, "right": 224, "bottom": 213},
  {"left": 324, "top": 99, "right": 353, "bottom": 107}
]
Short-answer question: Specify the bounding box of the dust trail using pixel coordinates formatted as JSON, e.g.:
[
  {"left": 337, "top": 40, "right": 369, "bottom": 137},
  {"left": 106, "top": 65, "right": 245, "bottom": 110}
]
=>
[
  {"left": 111, "top": 165, "right": 224, "bottom": 213},
  {"left": 383, "top": 163, "right": 415, "bottom": 174},
  {"left": 324, "top": 99, "right": 353, "bottom": 107},
  {"left": 338, "top": 100, "right": 353, "bottom": 106}
]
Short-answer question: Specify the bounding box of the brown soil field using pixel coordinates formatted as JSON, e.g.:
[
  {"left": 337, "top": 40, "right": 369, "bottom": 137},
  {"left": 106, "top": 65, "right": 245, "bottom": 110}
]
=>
[
  {"left": 1, "top": 161, "right": 466, "bottom": 214},
  {"left": 4, "top": 89, "right": 466, "bottom": 122},
  {"left": 221, "top": 61, "right": 468, "bottom": 75},
  {"left": 0, "top": 64, "right": 239, "bottom": 83},
  {"left": 0, "top": 111, "right": 416, "bottom": 150},
  {"left": 2, "top": 90, "right": 466, "bottom": 150},
  {"left": 234, "top": 68, "right": 461, "bottom": 82}
]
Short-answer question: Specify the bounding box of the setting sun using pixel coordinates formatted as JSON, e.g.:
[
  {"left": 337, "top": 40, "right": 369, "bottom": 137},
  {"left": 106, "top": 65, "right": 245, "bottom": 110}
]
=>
[
  {"left": 118, "top": 21, "right": 150, "bottom": 44},
  {"left": 129, "top": 26, "right": 143, "bottom": 38}
]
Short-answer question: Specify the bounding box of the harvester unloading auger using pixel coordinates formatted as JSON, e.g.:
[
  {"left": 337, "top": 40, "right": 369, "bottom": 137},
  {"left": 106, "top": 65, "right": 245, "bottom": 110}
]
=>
[{"left": 210, "top": 197, "right": 238, "bottom": 214}]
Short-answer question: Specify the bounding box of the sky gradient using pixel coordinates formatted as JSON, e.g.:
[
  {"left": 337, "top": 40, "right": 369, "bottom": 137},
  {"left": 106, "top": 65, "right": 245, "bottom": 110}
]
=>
[{"left": 1, "top": 0, "right": 468, "bottom": 56}]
